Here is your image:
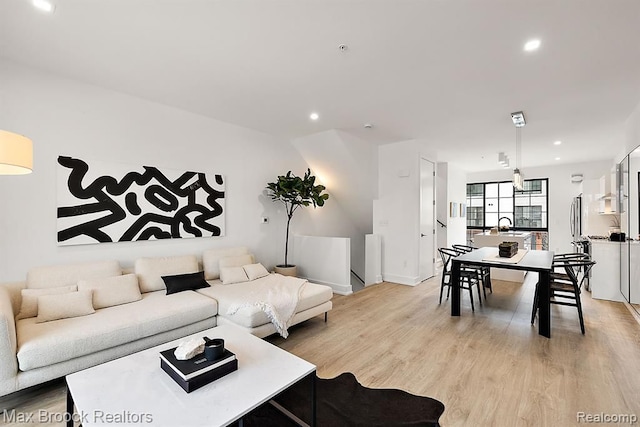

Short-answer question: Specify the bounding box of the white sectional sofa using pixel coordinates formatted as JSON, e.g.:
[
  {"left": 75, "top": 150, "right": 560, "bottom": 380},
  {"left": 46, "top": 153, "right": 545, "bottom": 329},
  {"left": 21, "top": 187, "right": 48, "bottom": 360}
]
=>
[
  {"left": 199, "top": 246, "right": 333, "bottom": 338},
  {"left": 0, "top": 247, "right": 333, "bottom": 397}
]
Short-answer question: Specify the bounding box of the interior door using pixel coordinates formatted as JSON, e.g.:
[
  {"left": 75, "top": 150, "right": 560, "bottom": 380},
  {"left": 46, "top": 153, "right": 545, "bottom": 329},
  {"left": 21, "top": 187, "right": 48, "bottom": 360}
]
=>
[{"left": 420, "top": 158, "right": 435, "bottom": 281}]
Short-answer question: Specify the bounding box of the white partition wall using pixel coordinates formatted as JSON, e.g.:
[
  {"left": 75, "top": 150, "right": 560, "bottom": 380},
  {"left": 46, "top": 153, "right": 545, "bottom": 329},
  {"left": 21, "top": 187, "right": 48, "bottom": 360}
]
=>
[
  {"left": 292, "top": 235, "right": 352, "bottom": 295},
  {"left": 365, "top": 234, "right": 382, "bottom": 286}
]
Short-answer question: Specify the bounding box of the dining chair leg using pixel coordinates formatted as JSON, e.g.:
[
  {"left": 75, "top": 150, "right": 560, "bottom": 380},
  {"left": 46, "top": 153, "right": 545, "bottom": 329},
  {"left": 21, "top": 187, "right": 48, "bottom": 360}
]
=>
[
  {"left": 468, "top": 283, "right": 475, "bottom": 312},
  {"left": 576, "top": 290, "right": 586, "bottom": 334},
  {"left": 439, "top": 277, "right": 446, "bottom": 304},
  {"left": 531, "top": 283, "right": 539, "bottom": 324}
]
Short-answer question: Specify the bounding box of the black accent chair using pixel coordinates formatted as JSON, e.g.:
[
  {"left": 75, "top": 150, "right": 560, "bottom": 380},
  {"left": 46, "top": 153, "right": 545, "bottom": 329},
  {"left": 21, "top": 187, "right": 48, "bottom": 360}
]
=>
[
  {"left": 531, "top": 254, "right": 596, "bottom": 334},
  {"left": 452, "top": 244, "right": 492, "bottom": 295},
  {"left": 438, "top": 248, "right": 483, "bottom": 311}
]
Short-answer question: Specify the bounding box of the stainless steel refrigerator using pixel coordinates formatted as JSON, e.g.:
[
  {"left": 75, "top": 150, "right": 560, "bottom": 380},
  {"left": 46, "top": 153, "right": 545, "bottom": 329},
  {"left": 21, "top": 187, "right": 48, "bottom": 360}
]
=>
[{"left": 570, "top": 195, "right": 582, "bottom": 239}]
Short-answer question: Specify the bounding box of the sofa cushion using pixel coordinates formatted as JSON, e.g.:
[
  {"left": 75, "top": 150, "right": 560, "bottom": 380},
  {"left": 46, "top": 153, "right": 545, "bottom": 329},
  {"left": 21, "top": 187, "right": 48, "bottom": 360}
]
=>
[
  {"left": 135, "top": 255, "right": 199, "bottom": 293},
  {"left": 26, "top": 260, "right": 121, "bottom": 290},
  {"left": 243, "top": 263, "right": 270, "bottom": 281},
  {"left": 78, "top": 274, "right": 142, "bottom": 309},
  {"left": 162, "top": 271, "right": 210, "bottom": 295},
  {"left": 219, "top": 254, "right": 254, "bottom": 269},
  {"left": 16, "top": 290, "right": 217, "bottom": 371},
  {"left": 16, "top": 285, "right": 78, "bottom": 320},
  {"left": 197, "top": 280, "right": 332, "bottom": 328},
  {"left": 202, "top": 247, "right": 250, "bottom": 280},
  {"left": 220, "top": 267, "right": 249, "bottom": 285},
  {"left": 36, "top": 290, "right": 95, "bottom": 323}
]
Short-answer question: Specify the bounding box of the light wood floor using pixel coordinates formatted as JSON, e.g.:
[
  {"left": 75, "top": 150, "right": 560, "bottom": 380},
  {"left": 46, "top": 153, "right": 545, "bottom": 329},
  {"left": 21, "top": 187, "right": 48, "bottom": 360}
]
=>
[{"left": 3, "top": 273, "right": 640, "bottom": 426}]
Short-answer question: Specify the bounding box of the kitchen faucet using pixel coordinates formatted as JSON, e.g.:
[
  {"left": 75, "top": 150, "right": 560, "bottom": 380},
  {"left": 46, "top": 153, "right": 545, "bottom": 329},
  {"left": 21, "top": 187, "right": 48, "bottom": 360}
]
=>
[{"left": 498, "top": 217, "right": 512, "bottom": 228}]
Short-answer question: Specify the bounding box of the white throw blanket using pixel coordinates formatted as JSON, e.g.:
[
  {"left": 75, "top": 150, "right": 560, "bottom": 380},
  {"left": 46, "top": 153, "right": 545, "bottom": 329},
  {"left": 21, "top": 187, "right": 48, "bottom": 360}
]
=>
[{"left": 226, "top": 273, "right": 307, "bottom": 338}]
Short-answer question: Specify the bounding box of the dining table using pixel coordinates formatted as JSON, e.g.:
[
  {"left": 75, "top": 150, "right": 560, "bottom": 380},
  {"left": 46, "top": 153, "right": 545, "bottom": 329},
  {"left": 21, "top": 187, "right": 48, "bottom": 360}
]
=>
[{"left": 450, "top": 246, "right": 555, "bottom": 338}]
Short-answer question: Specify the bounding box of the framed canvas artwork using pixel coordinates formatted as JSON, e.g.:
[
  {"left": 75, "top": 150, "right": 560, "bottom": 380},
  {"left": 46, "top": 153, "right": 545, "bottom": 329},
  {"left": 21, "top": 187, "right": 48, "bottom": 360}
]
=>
[{"left": 57, "top": 156, "right": 225, "bottom": 246}]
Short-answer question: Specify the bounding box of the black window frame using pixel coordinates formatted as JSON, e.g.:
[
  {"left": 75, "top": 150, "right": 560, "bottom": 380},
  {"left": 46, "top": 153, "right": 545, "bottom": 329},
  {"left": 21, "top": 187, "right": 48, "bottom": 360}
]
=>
[{"left": 466, "top": 178, "right": 549, "bottom": 232}]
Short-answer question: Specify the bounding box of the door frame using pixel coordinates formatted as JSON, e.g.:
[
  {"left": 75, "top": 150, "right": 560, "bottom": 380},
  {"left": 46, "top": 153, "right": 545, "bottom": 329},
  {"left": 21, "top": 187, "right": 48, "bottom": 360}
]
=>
[{"left": 419, "top": 157, "right": 436, "bottom": 281}]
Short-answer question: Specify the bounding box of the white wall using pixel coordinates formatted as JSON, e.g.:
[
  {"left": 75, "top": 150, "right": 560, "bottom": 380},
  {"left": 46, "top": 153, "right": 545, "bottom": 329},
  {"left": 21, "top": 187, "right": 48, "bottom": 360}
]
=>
[
  {"left": 373, "top": 139, "right": 437, "bottom": 285},
  {"left": 435, "top": 162, "right": 466, "bottom": 248},
  {"left": 467, "top": 159, "right": 614, "bottom": 254},
  {"left": 436, "top": 163, "right": 448, "bottom": 250},
  {"left": 0, "top": 60, "right": 352, "bottom": 281},
  {"left": 446, "top": 163, "right": 467, "bottom": 246},
  {"left": 291, "top": 129, "right": 378, "bottom": 279},
  {"left": 293, "top": 235, "right": 351, "bottom": 295}
]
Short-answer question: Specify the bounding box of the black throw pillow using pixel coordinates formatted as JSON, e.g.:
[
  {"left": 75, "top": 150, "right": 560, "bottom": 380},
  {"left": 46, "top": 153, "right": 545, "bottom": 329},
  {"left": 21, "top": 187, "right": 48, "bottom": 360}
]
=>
[{"left": 162, "top": 271, "right": 210, "bottom": 295}]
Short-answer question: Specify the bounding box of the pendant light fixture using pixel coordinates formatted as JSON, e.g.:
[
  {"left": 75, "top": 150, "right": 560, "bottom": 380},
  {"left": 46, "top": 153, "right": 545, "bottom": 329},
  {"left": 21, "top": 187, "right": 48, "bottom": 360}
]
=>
[
  {"left": 510, "top": 111, "right": 526, "bottom": 190},
  {"left": 0, "top": 130, "right": 33, "bottom": 175}
]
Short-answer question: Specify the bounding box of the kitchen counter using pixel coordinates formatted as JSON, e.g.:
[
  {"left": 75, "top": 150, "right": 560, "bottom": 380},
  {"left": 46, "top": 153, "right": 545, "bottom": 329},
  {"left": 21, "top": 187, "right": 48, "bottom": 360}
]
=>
[
  {"left": 473, "top": 232, "right": 532, "bottom": 282},
  {"left": 589, "top": 239, "right": 622, "bottom": 245}
]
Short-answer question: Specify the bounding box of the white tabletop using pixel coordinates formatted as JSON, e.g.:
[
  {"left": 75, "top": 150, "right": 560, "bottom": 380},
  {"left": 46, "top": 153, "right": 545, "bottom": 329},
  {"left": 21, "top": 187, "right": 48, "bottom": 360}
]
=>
[{"left": 66, "top": 324, "right": 316, "bottom": 426}]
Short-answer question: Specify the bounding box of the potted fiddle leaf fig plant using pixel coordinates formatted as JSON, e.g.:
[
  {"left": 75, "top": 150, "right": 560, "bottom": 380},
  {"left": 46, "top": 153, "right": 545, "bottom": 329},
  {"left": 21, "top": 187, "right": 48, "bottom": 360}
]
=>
[{"left": 266, "top": 169, "right": 329, "bottom": 276}]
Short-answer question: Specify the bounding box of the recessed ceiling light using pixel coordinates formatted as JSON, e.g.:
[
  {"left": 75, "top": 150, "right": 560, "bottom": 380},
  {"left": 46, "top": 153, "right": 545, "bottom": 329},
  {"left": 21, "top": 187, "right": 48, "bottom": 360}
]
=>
[
  {"left": 554, "top": 140, "right": 562, "bottom": 145},
  {"left": 32, "top": 0, "right": 55, "bottom": 13},
  {"left": 555, "top": 157, "right": 561, "bottom": 161},
  {"left": 524, "top": 39, "right": 541, "bottom": 52},
  {"left": 309, "top": 113, "right": 319, "bottom": 121}
]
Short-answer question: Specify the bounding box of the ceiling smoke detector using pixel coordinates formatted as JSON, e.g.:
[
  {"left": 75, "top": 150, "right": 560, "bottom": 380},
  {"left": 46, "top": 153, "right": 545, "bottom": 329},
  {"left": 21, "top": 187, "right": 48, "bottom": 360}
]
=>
[
  {"left": 338, "top": 44, "right": 348, "bottom": 52},
  {"left": 364, "top": 123, "right": 373, "bottom": 129}
]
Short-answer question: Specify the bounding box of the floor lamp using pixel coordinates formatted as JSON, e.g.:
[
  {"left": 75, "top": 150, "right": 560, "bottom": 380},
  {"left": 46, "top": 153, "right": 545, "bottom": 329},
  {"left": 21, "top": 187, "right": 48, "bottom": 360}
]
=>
[{"left": 0, "top": 130, "right": 33, "bottom": 175}]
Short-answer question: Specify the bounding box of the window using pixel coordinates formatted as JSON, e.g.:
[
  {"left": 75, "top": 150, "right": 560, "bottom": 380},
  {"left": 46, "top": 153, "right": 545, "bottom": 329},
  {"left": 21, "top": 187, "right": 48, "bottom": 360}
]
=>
[{"left": 466, "top": 178, "right": 549, "bottom": 249}]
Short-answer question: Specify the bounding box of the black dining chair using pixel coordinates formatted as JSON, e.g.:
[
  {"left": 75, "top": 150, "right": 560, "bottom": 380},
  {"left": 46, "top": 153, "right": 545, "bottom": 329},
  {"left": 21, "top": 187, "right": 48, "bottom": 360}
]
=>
[
  {"left": 438, "top": 248, "right": 483, "bottom": 311},
  {"left": 452, "top": 244, "right": 492, "bottom": 296},
  {"left": 531, "top": 255, "right": 596, "bottom": 334}
]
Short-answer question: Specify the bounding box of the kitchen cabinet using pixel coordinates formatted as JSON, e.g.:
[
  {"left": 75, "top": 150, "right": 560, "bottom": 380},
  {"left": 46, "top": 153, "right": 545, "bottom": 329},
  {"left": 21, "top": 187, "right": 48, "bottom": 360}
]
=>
[{"left": 590, "top": 240, "right": 623, "bottom": 302}]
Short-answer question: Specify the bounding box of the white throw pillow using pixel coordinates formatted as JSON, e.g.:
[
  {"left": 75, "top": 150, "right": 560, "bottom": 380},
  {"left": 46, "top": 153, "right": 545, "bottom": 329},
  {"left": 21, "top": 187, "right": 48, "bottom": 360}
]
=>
[
  {"left": 202, "top": 247, "right": 250, "bottom": 280},
  {"left": 243, "top": 263, "right": 270, "bottom": 281},
  {"left": 77, "top": 274, "right": 142, "bottom": 309},
  {"left": 220, "top": 267, "right": 250, "bottom": 285},
  {"left": 36, "top": 290, "right": 95, "bottom": 323},
  {"left": 16, "top": 285, "right": 78, "bottom": 320},
  {"left": 135, "top": 255, "right": 199, "bottom": 293},
  {"left": 219, "top": 254, "right": 255, "bottom": 270}
]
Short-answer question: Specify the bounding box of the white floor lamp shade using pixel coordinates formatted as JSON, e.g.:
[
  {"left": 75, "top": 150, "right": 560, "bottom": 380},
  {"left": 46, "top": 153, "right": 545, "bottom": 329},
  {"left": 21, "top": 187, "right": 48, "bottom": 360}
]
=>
[{"left": 0, "top": 130, "right": 33, "bottom": 175}]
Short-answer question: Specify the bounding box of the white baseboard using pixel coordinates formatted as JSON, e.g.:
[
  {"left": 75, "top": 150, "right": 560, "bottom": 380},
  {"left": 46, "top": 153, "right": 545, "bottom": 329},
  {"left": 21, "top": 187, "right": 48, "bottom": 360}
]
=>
[
  {"left": 382, "top": 274, "right": 421, "bottom": 286},
  {"left": 303, "top": 277, "right": 353, "bottom": 295},
  {"left": 365, "top": 275, "right": 383, "bottom": 286}
]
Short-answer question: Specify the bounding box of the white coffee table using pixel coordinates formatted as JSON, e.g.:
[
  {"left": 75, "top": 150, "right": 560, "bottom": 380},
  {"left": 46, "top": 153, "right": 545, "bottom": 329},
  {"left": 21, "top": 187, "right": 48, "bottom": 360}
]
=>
[{"left": 65, "top": 324, "right": 316, "bottom": 426}]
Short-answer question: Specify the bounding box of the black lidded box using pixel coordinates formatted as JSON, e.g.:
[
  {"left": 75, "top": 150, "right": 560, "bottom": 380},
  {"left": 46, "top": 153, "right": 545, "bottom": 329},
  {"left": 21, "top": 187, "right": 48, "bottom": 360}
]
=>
[
  {"left": 160, "top": 348, "right": 238, "bottom": 393},
  {"left": 498, "top": 241, "right": 518, "bottom": 258}
]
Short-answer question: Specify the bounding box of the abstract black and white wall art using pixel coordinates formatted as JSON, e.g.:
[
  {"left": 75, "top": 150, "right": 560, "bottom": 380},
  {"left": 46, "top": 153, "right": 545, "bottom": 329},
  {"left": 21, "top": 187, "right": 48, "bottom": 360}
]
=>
[{"left": 57, "top": 156, "right": 225, "bottom": 246}]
